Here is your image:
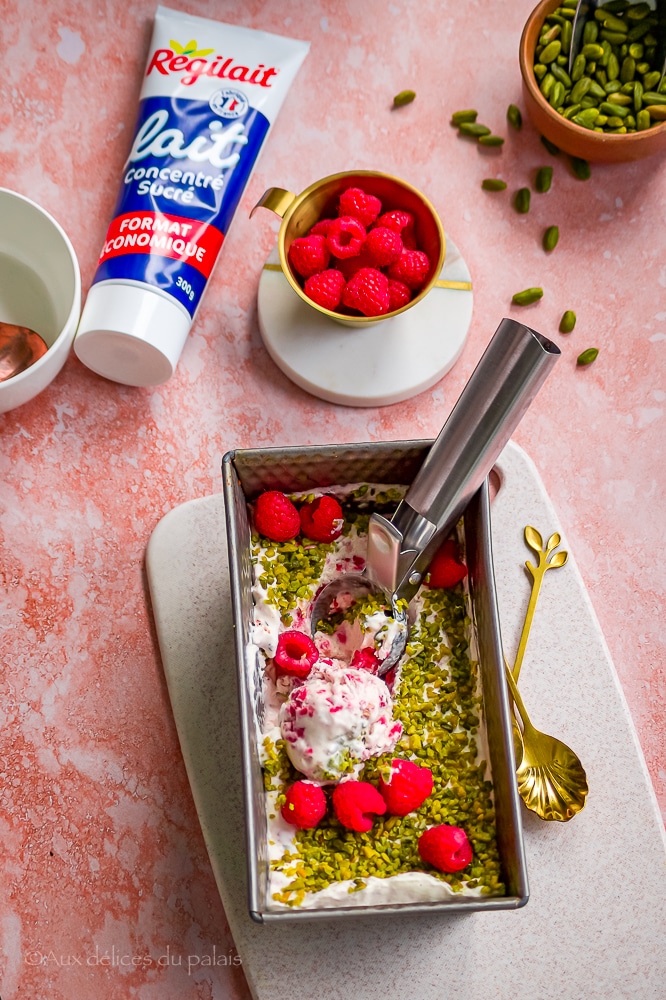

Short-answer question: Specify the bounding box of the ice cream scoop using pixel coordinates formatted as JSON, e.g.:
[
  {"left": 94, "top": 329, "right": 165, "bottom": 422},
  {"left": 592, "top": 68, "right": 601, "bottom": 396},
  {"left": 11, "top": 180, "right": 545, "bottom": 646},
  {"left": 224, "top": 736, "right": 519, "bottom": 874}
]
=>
[
  {"left": 278, "top": 662, "right": 402, "bottom": 783},
  {"left": 311, "top": 318, "right": 560, "bottom": 672}
]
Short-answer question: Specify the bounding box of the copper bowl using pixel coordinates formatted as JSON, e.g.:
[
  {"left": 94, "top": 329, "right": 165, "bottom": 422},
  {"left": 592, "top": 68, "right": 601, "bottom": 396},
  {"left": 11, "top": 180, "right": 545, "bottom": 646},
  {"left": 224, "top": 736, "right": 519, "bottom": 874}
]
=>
[
  {"left": 519, "top": 0, "right": 666, "bottom": 163},
  {"left": 252, "top": 170, "right": 446, "bottom": 327}
]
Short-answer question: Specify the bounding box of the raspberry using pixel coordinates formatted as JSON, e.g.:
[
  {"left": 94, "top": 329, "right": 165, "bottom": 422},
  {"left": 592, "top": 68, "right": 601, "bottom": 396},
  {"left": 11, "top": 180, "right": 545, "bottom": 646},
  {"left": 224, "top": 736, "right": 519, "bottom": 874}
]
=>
[
  {"left": 376, "top": 210, "right": 414, "bottom": 233},
  {"left": 335, "top": 247, "right": 375, "bottom": 281},
  {"left": 388, "top": 279, "right": 412, "bottom": 311},
  {"left": 332, "top": 780, "right": 386, "bottom": 832},
  {"left": 350, "top": 647, "right": 379, "bottom": 673},
  {"left": 281, "top": 781, "right": 327, "bottom": 829},
  {"left": 338, "top": 187, "right": 382, "bottom": 227},
  {"left": 427, "top": 539, "right": 467, "bottom": 589},
  {"left": 387, "top": 250, "right": 431, "bottom": 290},
  {"left": 288, "top": 234, "right": 330, "bottom": 278},
  {"left": 304, "top": 269, "right": 346, "bottom": 311},
  {"left": 401, "top": 229, "right": 418, "bottom": 250},
  {"left": 418, "top": 824, "right": 473, "bottom": 873},
  {"left": 365, "top": 226, "right": 403, "bottom": 267},
  {"left": 274, "top": 630, "right": 319, "bottom": 679},
  {"left": 254, "top": 491, "right": 300, "bottom": 542},
  {"left": 326, "top": 216, "right": 366, "bottom": 259},
  {"left": 341, "top": 268, "right": 390, "bottom": 317},
  {"left": 309, "top": 218, "right": 333, "bottom": 236},
  {"left": 299, "top": 495, "right": 344, "bottom": 542},
  {"left": 378, "top": 759, "right": 433, "bottom": 816}
]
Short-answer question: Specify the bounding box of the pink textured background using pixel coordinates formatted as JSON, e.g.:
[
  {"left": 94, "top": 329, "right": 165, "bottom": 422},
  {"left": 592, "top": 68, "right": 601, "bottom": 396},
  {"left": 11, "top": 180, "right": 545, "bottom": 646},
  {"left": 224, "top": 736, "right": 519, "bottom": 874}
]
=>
[{"left": 1, "top": 1, "right": 664, "bottom": 998}]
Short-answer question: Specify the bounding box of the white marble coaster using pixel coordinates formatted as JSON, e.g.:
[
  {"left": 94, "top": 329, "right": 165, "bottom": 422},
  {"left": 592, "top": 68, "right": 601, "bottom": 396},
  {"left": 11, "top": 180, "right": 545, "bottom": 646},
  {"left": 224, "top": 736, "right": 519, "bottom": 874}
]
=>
[
  {"left": 257, "top": 238, "right": 473, "bottom": 407},
  {"left": 146, "top": 441, "right": 666, "bottom": 1000}
]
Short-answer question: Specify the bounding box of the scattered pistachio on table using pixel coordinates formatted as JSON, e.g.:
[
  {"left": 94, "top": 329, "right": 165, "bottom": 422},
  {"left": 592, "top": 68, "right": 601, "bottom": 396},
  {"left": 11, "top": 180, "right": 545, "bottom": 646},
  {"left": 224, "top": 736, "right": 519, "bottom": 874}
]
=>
[
  {"left": 559, "top": 310, "right": 577, "bottom": 333},
  {"left": 541, "top": 135, "right": 561, "bottom": 156},
  {"left": 393, "top": 89, "right": 416, "bottom": 107},
  {"left": 535, "top": 166, "right": 553, "bottom": 192},
  {"left": 451, "top": 109, "right": 505, "bottom": 146},
  {"left": 577, "top": 347, "right": 599, "bottom": 366},
  {"left": 450, "top": 109, "right": 478, "bottom": 125},
  {"left": 543, "top": 225, "right": 560, "bottom": 251},
  {"left": 458, "top": 122, "right": 492, "bottom": 137},
  {"left": 571, "top": 157, "right": 591, "bottom": 180},
  {"left": 512, "top": 287, "right": 544, "bottom": 305},
  {"left": 507, "top": 103, "right": 523, "bottom": 129},
  {"left": 481, "top": 178, "right": 508, "bottom": 191},
  {"left": 514, "top": 187, "right": 531, "bottom": 213}
]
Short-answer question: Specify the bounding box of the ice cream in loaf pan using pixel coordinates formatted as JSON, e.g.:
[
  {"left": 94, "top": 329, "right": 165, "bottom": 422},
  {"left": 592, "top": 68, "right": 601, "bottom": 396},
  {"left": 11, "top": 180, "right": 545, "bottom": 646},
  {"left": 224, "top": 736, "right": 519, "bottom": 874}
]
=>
[{"left": 250, "top": 484, "right": 505, "bottom": 910}]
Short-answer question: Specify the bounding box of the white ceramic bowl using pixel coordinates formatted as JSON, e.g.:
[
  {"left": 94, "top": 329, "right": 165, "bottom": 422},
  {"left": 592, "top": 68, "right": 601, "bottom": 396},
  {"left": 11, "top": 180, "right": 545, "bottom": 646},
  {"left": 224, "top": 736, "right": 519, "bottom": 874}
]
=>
[{"left": 0, "top": 189, "right": 81, "bottom": 413}]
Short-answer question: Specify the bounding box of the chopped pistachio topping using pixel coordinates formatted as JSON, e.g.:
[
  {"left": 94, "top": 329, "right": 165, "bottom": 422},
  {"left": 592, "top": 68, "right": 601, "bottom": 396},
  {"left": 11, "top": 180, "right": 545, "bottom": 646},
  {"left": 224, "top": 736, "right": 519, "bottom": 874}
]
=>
[{"left": 254, "top": 495, "right": 505, "bottom": 905}]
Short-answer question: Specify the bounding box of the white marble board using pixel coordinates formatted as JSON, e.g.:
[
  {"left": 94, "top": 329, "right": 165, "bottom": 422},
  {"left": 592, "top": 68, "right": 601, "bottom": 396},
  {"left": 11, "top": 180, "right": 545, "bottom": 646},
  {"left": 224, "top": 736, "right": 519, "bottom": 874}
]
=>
[{"left": 146, "top": 440, "right": 666, "bottom": 1000}]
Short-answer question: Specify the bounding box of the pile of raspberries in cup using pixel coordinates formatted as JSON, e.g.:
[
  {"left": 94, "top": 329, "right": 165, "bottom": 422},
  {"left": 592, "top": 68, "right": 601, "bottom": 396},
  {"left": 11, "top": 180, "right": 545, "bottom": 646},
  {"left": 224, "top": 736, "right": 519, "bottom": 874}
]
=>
[{"left": 287, "top": 186, "right": 434, "bottom": 317}]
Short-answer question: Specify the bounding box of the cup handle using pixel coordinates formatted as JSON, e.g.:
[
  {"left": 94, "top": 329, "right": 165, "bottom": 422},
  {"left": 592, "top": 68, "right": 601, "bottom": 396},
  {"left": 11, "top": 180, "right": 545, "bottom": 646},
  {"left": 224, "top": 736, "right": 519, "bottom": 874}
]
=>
[{"left": 250, "top": 187, "right": 296, "bottom": 220}]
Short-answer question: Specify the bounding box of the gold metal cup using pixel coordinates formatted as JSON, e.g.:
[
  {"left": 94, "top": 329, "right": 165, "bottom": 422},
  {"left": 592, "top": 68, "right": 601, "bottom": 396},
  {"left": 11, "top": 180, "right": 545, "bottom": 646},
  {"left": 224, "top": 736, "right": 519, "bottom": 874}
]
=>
[{"left": 251, "top": 170, "right": 446, "bottom": 327}]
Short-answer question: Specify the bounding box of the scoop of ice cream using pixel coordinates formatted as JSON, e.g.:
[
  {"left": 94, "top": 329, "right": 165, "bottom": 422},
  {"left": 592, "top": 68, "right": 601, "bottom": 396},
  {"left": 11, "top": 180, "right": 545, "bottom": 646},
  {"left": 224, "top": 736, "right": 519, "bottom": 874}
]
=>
[
  {"left": 278, "top": 662, "right": 402, "bottom": 783},
  {"left": 315, "top": 605, "right": 407, "bottom": 669}
]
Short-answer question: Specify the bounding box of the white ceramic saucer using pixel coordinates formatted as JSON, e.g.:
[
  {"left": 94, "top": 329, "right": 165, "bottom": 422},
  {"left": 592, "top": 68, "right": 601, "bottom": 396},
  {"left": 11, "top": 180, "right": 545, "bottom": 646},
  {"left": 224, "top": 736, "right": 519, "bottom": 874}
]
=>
[{"left": 257, "top": 236, "right": 473, "bottom": 407}]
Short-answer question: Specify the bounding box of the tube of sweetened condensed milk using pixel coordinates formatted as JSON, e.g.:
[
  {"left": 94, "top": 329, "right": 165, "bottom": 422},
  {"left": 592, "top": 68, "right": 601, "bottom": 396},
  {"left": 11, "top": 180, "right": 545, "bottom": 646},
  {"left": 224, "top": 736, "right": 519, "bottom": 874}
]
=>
[{"left": 75, "top": 6, "right": 309, "bottom": 386}]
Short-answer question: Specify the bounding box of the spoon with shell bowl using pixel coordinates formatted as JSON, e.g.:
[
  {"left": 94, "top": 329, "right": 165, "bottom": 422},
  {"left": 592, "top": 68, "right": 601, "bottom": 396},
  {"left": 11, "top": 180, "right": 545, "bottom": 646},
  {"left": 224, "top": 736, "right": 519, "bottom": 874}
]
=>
[{"left": 506, "top": 526, "right": 588, "bottom": 822}]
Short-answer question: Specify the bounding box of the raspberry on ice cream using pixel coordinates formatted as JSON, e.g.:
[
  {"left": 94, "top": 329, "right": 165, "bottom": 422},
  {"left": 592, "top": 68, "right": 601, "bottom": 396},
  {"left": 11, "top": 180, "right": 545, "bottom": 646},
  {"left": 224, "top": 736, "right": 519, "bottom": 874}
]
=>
[
  {"left": 332, "top": 780, "right": 386, "bottom": 832},
  {"left": 350, "top": 647, "right": 380, "bottom": 673},
  {"left": 281, "top": 781, "right": 327, "bottom": 829},
  {"left": 299, "top": 495, "right": 344, "bottom": 542},
  {"left": 254, "top": 491, "right": 301, "bottom": 542},
  {"left": 378, "top": 759, "right": 433, "bottom": 816},
  {"left": 278, "top": 663, "right": 402, "bottom": 783},
  {"left": 418, "top": 824, "right": 473, "bottom": 873},
  {"left": 274, "top": 630, "right": 319, "bottom": 679}
]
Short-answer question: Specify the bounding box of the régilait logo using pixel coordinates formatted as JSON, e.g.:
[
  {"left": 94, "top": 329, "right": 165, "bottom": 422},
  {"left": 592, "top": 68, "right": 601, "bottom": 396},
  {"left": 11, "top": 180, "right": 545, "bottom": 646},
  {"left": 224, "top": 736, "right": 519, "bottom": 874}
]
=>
[{"left": 147, "top": 37, "right": 279, "bottom": 87}]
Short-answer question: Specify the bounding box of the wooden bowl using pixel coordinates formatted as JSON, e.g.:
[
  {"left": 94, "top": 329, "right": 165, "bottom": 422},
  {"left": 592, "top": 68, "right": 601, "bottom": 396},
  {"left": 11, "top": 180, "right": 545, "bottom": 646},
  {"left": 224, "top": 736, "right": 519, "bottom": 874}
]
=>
[{"left": 519, "top": 0, "right": 666, "bottom": 163}]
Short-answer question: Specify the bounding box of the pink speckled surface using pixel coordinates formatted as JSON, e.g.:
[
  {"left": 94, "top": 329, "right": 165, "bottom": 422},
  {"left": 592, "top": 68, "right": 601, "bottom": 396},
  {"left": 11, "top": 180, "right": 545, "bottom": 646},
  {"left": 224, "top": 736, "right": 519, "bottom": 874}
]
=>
[{"left": 0, "top": 2, "right": 664, "bottom": 998}]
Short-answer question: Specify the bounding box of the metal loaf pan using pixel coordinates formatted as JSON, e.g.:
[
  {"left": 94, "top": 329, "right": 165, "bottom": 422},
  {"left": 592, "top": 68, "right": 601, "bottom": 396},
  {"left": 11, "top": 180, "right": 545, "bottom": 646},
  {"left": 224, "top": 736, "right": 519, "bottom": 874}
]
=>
[{"left": 222, "top": 440, "right": 529, "bottom": 922}]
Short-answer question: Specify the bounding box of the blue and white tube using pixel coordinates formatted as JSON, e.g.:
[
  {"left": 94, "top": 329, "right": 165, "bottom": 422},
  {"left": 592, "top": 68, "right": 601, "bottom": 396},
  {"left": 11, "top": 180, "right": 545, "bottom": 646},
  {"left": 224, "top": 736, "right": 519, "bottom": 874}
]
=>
[{"left": 75, "top": 6, "right": 309, "bottom": 386}]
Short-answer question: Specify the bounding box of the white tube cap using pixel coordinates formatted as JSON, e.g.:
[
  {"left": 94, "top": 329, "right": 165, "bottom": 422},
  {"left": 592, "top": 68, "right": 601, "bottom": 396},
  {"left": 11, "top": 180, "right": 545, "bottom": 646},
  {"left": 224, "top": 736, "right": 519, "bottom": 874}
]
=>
[{"left": 74, "top": 283, "right": 191, "bottom": 386}]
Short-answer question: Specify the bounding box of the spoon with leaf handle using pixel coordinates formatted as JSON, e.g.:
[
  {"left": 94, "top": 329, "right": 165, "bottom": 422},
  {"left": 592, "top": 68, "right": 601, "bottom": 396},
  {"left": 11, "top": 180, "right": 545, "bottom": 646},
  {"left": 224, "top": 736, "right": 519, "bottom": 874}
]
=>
[{"left": 512, "top": 526, "right": 568, "bottom": 684}]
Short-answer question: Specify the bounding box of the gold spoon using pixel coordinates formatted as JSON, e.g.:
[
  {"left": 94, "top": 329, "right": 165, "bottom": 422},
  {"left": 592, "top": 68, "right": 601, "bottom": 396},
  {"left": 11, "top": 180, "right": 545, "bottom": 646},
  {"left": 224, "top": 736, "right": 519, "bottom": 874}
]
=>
[
  {"left": 0, "top": 322, "right": 48, "bottom": 383},
  {"left": 505, "top": 665, "right": 588, "bottom": 822},
  {"left": 507, "top": 526, "right": 568, "bottom": 767},
  {"left": 504, "top": 525, "right": 587, "bottom": 820},
  {"left": 512, "top": 526, "right": 568, "bottom": 684}
]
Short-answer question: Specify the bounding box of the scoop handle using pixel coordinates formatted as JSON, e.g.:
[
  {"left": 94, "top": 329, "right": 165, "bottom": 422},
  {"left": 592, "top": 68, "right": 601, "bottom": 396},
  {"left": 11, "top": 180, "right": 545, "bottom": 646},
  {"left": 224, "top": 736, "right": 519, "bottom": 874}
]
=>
[
  {"left": 367, "top": 318, "right": 560, "bottom": 601},
  {"left": 408, "top": 318, "right": 558, "bottom": 518}
]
